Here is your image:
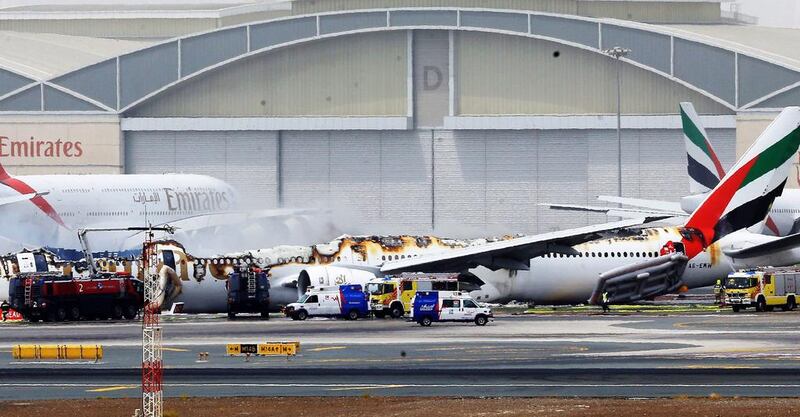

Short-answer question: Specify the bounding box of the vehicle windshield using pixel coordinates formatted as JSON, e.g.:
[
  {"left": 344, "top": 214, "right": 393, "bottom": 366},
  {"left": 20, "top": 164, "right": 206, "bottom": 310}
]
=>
[
  {"left": 726, "top": 277, "right": 758, "bottom": 289},
  {"left": 367, "top": 283, "right": 393, "bottom": 295},
  {"left": 297, "top": 294, "right": 310, "bottom": 303}
]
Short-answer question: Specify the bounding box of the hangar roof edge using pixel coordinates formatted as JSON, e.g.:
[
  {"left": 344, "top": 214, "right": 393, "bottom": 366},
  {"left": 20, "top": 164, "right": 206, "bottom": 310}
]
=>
[{"left": 0, "top": 7, "right": 798, "bottom": 113}]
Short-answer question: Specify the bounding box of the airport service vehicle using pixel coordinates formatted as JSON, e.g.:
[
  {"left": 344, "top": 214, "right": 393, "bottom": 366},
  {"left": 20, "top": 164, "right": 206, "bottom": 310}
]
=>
[
  {"left": 8, "top": 272, "right": 143, "bottom": 322},
  {"left": 284, "top": 284, "right": 368, "bottom": 321},
  {"left": 411, "top": 291, "right": 492, "bottom": 327},
  {"left": 226, "top": 268, "right": 270, "bottom": 320},
  {"left": 367, "top": 273, "right": 459, "bottom": 318},
  {"left": 724, "top": 269, "right": 799, "bottom": 312}
]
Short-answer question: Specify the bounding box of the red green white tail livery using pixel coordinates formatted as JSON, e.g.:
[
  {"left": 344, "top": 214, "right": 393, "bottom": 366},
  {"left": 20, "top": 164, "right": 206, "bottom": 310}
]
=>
[
  {"left": 682, "top": 107, "right": 800, "bottom": 257},
  {"left": 682, "top": 102, "right": 725, "bottom": 194}
]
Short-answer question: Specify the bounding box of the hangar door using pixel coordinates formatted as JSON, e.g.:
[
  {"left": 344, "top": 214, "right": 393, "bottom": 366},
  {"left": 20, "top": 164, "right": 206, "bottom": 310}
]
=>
[
  {"left": 124, "top": 131, "right": 279, "bottom": 208},
  {"left": 280, "top": 130, "right": 433, "bottom": 234},
  {"left": 433, "top": 128, "right": 735, "bottom": 235}
]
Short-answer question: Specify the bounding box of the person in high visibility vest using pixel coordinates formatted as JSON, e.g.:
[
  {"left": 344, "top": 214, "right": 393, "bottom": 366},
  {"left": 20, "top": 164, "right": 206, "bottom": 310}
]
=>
[{"left": 601, "top": 292, "right": 610, "bottom": 313}]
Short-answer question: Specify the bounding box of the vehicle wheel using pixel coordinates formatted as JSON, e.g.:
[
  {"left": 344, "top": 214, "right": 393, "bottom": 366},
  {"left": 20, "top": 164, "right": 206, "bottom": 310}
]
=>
[
  {"left": 68, "top": 306, "right": 81, "bottom": 321},
  {"left": 123, "top": 305, "right": 138, "bottom": 320},
  {"left": 732, "top": 305, "right": 741, "bottom": 313},
  {"left": 420, "top": 316, "right": 432, "bottom": 327},
  {"left": 374, "top": 311, "right": 386, "bottom": 319},
  {"left": 290, "top": 314, "right": 299, "bottom": 321},
  {"left": 55, "top": 307, "right": 68, "bottom": 322},
  {"left": 390, "top": 304, "right": 404, "bottom": 319},
  {"left": 296, "top": 310, "right": 308, "bottom": 321},
  {"left": 474, "top": 315, "right": 488, "bottom": 326},
  {"left": 786, "top": 297, "right": 797, "bottom": 311},
  {"left": 112, "top": 305, "right": 123, "bottom": 320},
  {"left": 756, "top": 297, "right": 767, "bottom": 312},
  {"left": 347, "top": 309, "right": 359, "bottom": 320}
]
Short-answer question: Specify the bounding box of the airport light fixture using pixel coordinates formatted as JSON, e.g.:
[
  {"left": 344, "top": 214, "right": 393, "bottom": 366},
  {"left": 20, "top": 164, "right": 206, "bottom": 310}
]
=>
[{"left": 603, "top": 46, "right": 631, "bottom": 199}]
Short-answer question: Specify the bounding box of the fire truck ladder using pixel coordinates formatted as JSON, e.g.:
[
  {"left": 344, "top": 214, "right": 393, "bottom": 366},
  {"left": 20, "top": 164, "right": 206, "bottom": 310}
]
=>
[
  {"left": 247, "top": 272, "right": 257, "bottom": 297},
  {"left": 23, "top": 278, "right": 32, "bottom": 306}
]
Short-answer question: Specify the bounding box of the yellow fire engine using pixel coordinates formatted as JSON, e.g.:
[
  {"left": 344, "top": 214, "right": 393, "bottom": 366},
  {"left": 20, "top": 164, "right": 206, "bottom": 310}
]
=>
[
  {"left": 724, "top": 268, "right": 799, "bottom": 312},
  {"left": 366, "top": 273, "right": 459, "bottom": 318}
]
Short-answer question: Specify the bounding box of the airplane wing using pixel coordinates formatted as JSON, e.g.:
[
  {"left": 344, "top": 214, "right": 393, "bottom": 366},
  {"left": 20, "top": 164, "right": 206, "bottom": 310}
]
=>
[
  {"left": 722, "top": 232, "right": 800, "bottom": 259},
  {"left": 540, "top": 203, "right": 685, "bottom": 218},
  {"left": 596, "top": 195, "right": 684, "bottom": 213},
  {"left": 380, "top": 216, "right": 670, "bottom": 274},
  {"left": 0, "top": 192, "right": 37, "bottom": 208}
]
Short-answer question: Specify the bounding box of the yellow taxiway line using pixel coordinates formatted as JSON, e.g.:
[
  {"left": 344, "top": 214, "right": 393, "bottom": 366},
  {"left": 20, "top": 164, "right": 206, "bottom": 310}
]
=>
[
  {"left": 86, "top": 385, "right": 137, "bottom": 393},
  {"left": 307, "top": 346, "right": 347, "bottom": 352}
]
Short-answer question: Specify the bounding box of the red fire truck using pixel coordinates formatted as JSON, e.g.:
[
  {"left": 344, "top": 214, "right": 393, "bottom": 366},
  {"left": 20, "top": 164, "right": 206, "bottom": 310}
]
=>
[{"left": 8, "top": 272, "right": 143, "bottom": 322}]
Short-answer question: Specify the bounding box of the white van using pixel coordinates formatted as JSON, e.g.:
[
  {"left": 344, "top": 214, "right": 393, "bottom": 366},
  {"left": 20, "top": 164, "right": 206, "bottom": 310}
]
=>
[
  {"left": 411, "top": 291, "right": 493, "bottom": 326},
  {"left": 284, "top": 284, "right": 368, "bottom": 320}
]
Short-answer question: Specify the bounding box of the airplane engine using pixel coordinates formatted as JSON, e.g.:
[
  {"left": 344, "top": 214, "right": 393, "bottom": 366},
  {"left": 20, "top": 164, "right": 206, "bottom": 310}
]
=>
[
  {"left": 296, "top": 266, "right": 378, "bottom": 296},
  {"left": 153, "top": 265, "right": 182, "bottom": 311}
]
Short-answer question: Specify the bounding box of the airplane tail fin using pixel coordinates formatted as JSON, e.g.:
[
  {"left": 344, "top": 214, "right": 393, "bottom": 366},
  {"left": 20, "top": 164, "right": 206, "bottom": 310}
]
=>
[
  {"left": 681, "top": 102, "right": 725, "bottom": 194},
  {"left": 683, "top": 107, "right": 800, "bottom": 256}
]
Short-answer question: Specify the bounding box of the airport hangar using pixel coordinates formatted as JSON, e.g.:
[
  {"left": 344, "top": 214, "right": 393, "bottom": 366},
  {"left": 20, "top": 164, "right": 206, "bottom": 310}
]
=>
[{"left": 0, "top": 0, "right": 799, "bottom": 236}]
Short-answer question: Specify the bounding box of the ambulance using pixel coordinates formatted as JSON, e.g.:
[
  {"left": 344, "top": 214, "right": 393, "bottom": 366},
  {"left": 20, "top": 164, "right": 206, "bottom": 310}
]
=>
[
  {"left": 284, "top": 284, "right": 369, "bottom": 320},
  {"left": 411, "top": 291, "right": 492, "bottom": 326}
]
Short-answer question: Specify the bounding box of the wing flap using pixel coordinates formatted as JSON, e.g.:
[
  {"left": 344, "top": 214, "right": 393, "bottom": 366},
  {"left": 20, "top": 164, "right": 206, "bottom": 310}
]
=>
[
  {"left": 540, "top": 202, "right": 685, "bottom": 218},
  {"left": 0, "top": 192, "right": 37, "bottom": 208},
  {"left": 722, "top": 232, "right": 800, "bottom": 259},
  {"left": 596, "top": 195, "right": 684, "bottom": 213}
]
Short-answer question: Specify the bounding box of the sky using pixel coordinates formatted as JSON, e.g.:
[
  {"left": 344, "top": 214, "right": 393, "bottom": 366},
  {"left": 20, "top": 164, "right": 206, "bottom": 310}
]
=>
[{"left": 730, "top": 0, "right": 800, "bottom": 28}]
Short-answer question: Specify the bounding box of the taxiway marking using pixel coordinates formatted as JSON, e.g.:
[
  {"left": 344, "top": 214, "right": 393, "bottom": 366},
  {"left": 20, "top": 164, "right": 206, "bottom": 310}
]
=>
[
  {"left": 307, "top": 346, "right": 347, "bottom": 352},
  {"left": 85, "top": 385, "right": 137, "bottom": 393}
]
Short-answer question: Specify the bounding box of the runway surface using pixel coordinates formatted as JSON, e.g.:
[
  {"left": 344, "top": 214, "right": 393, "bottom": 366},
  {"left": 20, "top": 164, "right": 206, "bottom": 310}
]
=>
[{"left": 1, "top": 310, "right": 799, "bottom": 399}]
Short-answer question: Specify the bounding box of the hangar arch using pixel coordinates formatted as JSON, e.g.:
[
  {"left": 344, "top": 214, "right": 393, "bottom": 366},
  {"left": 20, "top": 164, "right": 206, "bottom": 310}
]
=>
[{"left": 0, "top": 8, "right": 797, "bottom": 114}]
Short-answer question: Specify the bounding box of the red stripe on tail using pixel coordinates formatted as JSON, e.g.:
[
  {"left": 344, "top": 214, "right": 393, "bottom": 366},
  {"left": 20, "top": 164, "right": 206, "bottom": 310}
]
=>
[
  {"left": 683, "top": 156, "right": 759, "bottom": 258},
  {"left": 705, "top": 138, "right": 726, "bottom": 180}
]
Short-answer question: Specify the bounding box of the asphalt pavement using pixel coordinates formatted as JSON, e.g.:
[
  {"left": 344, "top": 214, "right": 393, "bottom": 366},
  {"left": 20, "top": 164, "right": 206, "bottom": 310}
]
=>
[{"left": 1, "top": 310, "right": 799, "bottom": 399}]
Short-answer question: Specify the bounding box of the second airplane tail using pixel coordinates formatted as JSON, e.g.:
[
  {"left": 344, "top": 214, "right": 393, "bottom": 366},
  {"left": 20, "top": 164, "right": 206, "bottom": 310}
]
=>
[
  {"left": 682, "top": 106, "right": 800, "bottom": 257},
  {"left": 681, "top": 102, "right": 726, "bottom": 194}
]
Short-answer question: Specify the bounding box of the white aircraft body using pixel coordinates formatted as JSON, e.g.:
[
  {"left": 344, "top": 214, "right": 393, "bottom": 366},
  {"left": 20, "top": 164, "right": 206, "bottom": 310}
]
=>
[
  {"left": 0, "top": 162, "right": 329, "bottom": 257},
  {"left": 0, "top": 167, "right": 237, "bottom": 251}
]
